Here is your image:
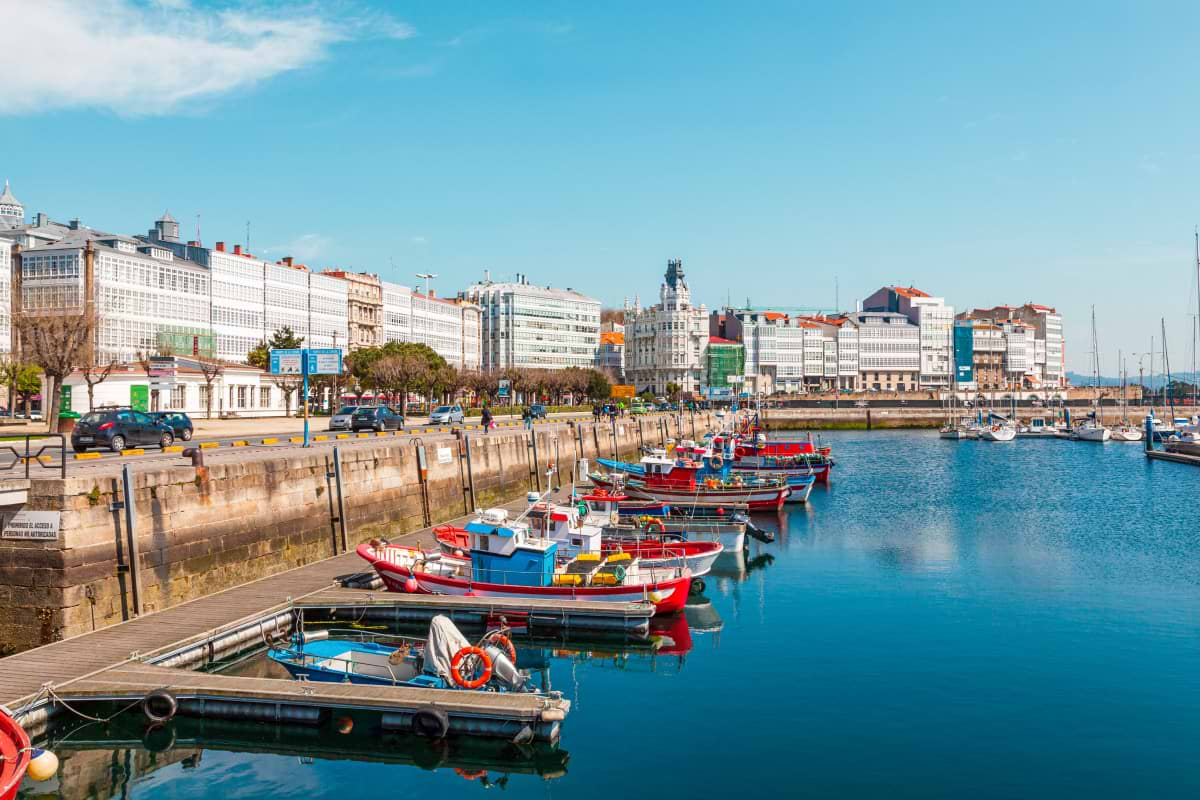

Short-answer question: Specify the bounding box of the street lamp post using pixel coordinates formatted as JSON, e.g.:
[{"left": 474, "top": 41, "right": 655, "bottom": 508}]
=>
[{"left": 414, "top": 273, "right": 437, "bottom": 413}]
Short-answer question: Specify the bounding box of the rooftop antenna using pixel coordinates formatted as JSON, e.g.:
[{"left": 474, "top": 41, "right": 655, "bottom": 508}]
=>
[
  {"left": 245, "top": 220, "right": 250, "bottom": 253},
  {"left": 195, "top": 213, "right": 201, "bottom": 245}
]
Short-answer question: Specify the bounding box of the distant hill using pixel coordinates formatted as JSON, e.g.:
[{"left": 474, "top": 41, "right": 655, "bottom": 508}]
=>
[{"left": 1066, "top": 371, "right": 1200, "bottom": 387}]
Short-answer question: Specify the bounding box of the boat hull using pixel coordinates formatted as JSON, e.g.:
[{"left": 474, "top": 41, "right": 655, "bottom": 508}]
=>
[
  {"left": 358, "top": 545, "right": 691, "bottom": 615},
  {"left": 602, "top": 540, "right": 723, "bottom": 577},
  {"left": 592, "top": 474, "right": 788, "bottom": 510},
  {"left": 981, "top": 426, "right": 1017, "bottom": 442},
  {"left": 1, "top": 708, "right": 30, "bottom": 800},
  {"left": 1073, "top": 427, "right": 1111, "bottom": 442}
]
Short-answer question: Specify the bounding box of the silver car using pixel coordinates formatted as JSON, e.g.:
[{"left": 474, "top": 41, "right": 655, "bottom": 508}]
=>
[
  {"left": 430, "top": 404, "right": 464, "bottom": 424},
  {"left": 329, "top": 405, "right": 358, "bottom": 431}
]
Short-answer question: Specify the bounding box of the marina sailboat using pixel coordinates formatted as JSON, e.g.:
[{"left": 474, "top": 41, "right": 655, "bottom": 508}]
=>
[{"left": 1074, "top": 306, "right": 1111, "bottom": 442}]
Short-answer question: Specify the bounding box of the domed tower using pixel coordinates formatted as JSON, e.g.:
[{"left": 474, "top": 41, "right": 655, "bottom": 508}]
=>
[
  {"left": 154, "top": 210, "right": 180, "bottom": 242},
  {"left": 0, "top": 180, "right": 24, "bottom": 229}
]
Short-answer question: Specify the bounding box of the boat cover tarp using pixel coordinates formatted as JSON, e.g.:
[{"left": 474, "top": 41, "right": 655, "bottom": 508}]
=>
[
  {"left": 425, "top": 614, "right": 471, "bottom": 682},
  {"left": 597, "top": 458, "right": 645, "bottom": 475}
]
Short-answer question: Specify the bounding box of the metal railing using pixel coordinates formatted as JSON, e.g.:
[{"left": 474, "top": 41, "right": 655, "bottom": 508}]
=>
[{"left": 0, "top": 433, "right": 66, "bottom": 478}]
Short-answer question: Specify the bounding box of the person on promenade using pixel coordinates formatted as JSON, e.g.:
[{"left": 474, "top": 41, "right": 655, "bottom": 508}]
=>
[
  {"left": 481, "top": 405, "right": 493, "bottom": 434},
  {"left": 592, "top": 404, "right": 602, "bottom": 423},
  {"left": 522, "top": 405, "right": 533, "bottom": 430}
]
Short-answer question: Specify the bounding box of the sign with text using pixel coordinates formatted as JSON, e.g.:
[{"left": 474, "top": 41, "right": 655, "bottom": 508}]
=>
[
  {"left": 306, "top": 349, "right": 343, "bottom": 375},
  {"left": 610, "top": 384, "right": 636, "bottom": 399},
  {"left": 270, "top": 349, "right": 303, "bottom": 375},
  {"left": 2, "top": 510, "right": 62, "bottom": 541},
  {"left": 497, "top": 379, "right": 511, "bottom": 398},
  {"left": 436, "top": 446, "right": 453, "bottom": 464}
]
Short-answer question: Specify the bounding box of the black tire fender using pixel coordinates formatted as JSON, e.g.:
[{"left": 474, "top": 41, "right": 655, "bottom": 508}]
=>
[
  {"left": 142, "top": 689, "right": 178, "bottom": 724},
  {"left": 411, "top": 707, "right": 450, "bottom": 738}
]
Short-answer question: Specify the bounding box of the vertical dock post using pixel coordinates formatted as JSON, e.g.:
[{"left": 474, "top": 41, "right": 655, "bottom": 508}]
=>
[
  {"left": 332, "top": 446, "right": 348, "bottom": 553},
  {"left": 120, "top": 464, "right": 143, "bottom": 617},
  {"left": 529, "top": 430, "right": 541, "bottom": 492},
  {"left": 463, "top": 434, "right": 477, "bottom": 511},
  {"left": 1144, "top": 414, "right": 1154, "bottom": 453}
]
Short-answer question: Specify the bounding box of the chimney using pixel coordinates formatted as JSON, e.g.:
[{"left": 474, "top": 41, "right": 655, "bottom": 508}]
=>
[
  {"left": 68, "top": 218, "right": 81, "bottom": 230},
  {"left": 283, "top": 256, "right": 293, "bottom": 267},
  {"left": 216, "top": 241, "right": 225, "bottom": 252},
  {"left": 428, "top": 289, "right": 436, "bottom": 299},
  {"left": 233, "top": 244, "right": 243, "bottom": 255},
  {"left": 35, "top": 212, "right": 47, "bottom": 226}
]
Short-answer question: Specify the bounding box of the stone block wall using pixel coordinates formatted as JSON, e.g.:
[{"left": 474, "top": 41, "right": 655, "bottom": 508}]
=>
[{"left": 0, "top": 414, "right": 711, "bottom": 653}]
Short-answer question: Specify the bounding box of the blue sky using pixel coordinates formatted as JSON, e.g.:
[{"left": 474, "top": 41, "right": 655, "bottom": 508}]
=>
[{"left": 5, "top": 1, "right": 1200, "bottom": 373}]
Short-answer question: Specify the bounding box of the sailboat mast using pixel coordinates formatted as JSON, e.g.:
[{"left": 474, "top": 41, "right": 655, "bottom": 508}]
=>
[
  {"left": 1163, "top": 317, "right": 1174, "bottom": 419},
  {"left": 1194, "top": 227, "right": 1199, "bottom": 407}
]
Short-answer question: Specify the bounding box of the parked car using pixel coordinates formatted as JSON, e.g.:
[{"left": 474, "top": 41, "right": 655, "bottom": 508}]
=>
[
  {"left": 430, "top": 404, "right": 464, "bottom": 424},
  {"left": 150, "top": 411, "right": 194, "bottom": 441},
  {"left": 329, "top": 405, "right": 358, "bottom": 431},
  {"left": 72, "top": 408, "right": 175, "bottom": 452},
  {"left": 630, "top": 402, "right": 650, "bottom": 415},
  {"left": 529, "top": 403, "right": 548, "bottom": 420},
  {"left": 351, "top": 405, "right": 404, "bottom": 432}
]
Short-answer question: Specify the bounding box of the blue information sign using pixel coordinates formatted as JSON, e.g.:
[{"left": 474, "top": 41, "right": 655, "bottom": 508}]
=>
[
  {"left": 269, "top": 348, "right": 303, "bottom": 375},
  {"left": 306, "top": 348, "right": 343, "bottom": 375}
]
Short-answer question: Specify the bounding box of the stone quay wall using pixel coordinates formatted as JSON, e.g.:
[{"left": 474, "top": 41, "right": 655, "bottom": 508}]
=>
[{"left": 0, "top": 413, "right": 712, "bottom": 654}]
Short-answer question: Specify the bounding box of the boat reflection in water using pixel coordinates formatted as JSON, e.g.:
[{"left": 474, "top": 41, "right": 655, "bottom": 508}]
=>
[
  {"left": 707, "top": 548, "right": 776, "bottom": 586},
  {"left": 35, "top": 713, "right": 570, "bottom": 798}
]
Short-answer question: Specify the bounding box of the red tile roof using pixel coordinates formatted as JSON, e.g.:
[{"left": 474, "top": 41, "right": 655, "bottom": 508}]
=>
[
  {"left": 600, "top": 331, "right": 624, "bottom": 345},
  {"left": 893, "top": 286, "right": 929, "bottom": 298},
  {"left": 762, "top": 311, "right": 788, "bottom": 321},
  {"left": 709, "top": 336, "right": 740, "bottom": 345}
]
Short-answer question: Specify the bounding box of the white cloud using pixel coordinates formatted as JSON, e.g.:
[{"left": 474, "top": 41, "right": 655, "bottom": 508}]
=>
[
  {"left": 268, "top": 233, "right": 331, "bottom": 261},
  {"left": 0, "top": 1, "right": 414, "bottom": 116}
]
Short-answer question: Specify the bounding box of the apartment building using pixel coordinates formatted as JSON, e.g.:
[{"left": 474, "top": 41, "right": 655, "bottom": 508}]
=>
[
  {"left": 844, "top": 311, "right": 920, "bottom": 391},
  {"left": 462, "top": 274, "right": 600, "bottom": 370},
  {"left": 322, "top": 270, "right": 382, "bottom": 349},
  {"left": 862, "top": 285, "right": 954, "bottom": 389}
]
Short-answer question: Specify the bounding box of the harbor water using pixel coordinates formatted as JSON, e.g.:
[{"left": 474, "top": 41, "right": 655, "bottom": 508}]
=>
[{"left": 25, "top": 431, "right": 1200, "bottom": 798}]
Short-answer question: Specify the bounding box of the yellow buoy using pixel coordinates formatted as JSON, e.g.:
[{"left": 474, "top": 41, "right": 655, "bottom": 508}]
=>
[{"left": 27, "top": 748, "right": 59, "bottom": 781}]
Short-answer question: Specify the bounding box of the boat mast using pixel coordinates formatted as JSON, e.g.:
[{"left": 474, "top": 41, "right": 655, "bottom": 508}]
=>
[
  {"left": 1194, "top": 227, "right": 1199, "bottom": 409},
  {"left": 1091, "top": 305, "right": 1101, "bottom": 417},
  {"left": 1162, "top": 317, "right": 1174, "bottom": 420}
]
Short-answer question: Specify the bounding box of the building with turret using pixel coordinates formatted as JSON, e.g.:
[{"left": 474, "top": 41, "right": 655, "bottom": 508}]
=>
[{"left": 625, "top": 259, "right": 708, "bottom": 396}]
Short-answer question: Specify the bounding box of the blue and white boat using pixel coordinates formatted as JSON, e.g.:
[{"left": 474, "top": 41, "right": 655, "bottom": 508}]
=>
[{"left": 268, "top": 616, "right": 536, "bottom": 693}]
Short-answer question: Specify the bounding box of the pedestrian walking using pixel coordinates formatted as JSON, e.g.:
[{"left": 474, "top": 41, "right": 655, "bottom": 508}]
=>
[
  {"left": 481, "top": 405, "right": 493, "bottom": 434},
  {"left": 522, "top": 405, "right": 533, "bottom": 430}
]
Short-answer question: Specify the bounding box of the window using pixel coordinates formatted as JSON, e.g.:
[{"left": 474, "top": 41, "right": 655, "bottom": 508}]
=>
[
  {"left": 260, "top": 386, "right": 271, "bottom": 407},
  {"left": 171, "top": 385, "right": 186, "bottom": 409}
]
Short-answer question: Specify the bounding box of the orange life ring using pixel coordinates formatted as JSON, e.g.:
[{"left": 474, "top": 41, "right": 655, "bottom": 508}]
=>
[
  {"left": 455, "top": 769, "right": 488, "bottom": 781},
  {"left": 991, "top": 425, "right": 1000, "bottom": 432},
  {"left": 485, "top": 632, "right": 518, "bottom": 665},
  {"left": 450, "top": 646, "right": 493, "bottom": 689},
  {"left": 643, "top": 518, "right": 666, "bottom": 535},
  {"left": 734, "top": 446, "right": 747, "bottom": 458}
]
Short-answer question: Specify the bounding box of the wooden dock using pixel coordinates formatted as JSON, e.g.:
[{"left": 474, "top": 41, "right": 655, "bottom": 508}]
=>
[
  {"left": 52, "top": 662, "right": 568, "bottom": 742},
  {"left": 0, "top": 493, "right": 616, "bottom": 742},
  {"left": 1145, "top": 448, "right": 1200, "bottom": 466},
  {"left": 295, "top": 587, "right": 654, "bottom": 635}
]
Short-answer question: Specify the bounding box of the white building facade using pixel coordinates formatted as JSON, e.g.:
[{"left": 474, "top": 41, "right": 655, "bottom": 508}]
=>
[
  {"left": 462, "top": 275, "right": 600, "bottom": 370},
  {"left": 625, "top": 260, "right": 708, "bottom": 395},
  {"left": 845, "top": 311, "right": 920, "bottom": 391},
  {"left": 380, "top": 282, "right": 482, "bottom": 370},
  {"left": 862, "top": 286, "right": 954, "bottom": 389}
]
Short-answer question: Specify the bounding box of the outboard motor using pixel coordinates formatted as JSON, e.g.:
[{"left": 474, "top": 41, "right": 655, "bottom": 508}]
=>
[{"left": 484, "top": 644, "right": 528, "bottom": 691}]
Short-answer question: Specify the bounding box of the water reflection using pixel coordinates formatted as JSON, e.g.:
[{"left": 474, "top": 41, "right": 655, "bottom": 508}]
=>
[{"left": 26, "top": 714, "right": 569, "bottom": 799}]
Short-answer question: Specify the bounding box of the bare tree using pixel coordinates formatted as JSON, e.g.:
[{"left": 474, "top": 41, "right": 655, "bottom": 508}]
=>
[
  {"left": 197, "top": 360, "right": 224, "bottom": 420},
  {"left": 0, "top": 354, "right": 19, "bottom": 417},
  {"left": 272, "top": 375, "right": 302, "bottom": 417},
  {"left": 17, "top": 310, "right": 93, "bottom": 432},
  {"left": 371, "top": 353, "right": 430, "bottom": 420},
  {"left": 81, "top": 357, "right": 118, "bottom": 412}
]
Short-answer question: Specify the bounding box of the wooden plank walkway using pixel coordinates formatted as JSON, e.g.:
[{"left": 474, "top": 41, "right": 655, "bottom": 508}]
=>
[
  {"left": 297, "top": 587, "right": 654, "bottom": 634},
  {"left": 0, "top": 500, "right": 517, "bottom": 710},
  {"left": 61, "top": 662, "right": 557, "bottom": 718}
]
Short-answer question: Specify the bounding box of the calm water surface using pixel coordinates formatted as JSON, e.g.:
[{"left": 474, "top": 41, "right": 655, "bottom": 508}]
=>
[{"left": 25, "top": 431, "right": 1200, "bottom": 799}]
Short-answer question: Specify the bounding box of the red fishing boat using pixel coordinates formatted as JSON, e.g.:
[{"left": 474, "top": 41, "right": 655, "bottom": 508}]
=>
[
  {"left": 592, "top": 453, "right": 790, "bottom": 510},
  {"left": 358, "top": 509, "right": 692, "bottom": 616}
]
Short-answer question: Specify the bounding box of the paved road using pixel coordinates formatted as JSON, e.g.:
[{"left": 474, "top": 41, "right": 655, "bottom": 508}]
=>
[{"left": 2, "top": 410, "right": 700, "bottom": 477}]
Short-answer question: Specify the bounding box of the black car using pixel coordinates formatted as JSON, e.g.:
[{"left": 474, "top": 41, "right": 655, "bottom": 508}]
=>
[
  {"left": 350, "top": 405, "right": 404, "bottom": 432},
  {"left": 72, "top": 408, "right": 175, "bottom": 452},
  {"left": 529, "top": 404, "right": 548, "bottom": 419},
  {"left": 150, "top": 411, "right": 194, "bottom": 441}
]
